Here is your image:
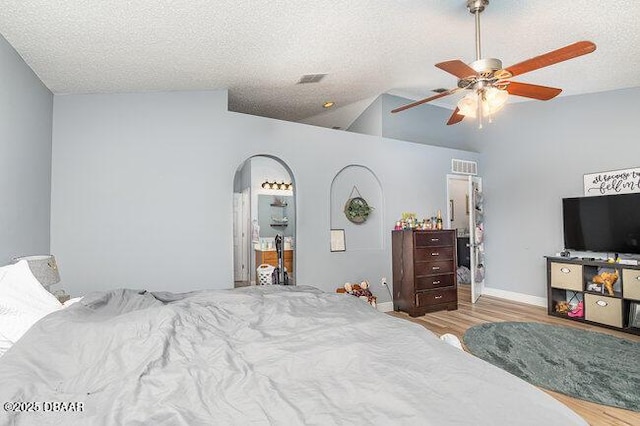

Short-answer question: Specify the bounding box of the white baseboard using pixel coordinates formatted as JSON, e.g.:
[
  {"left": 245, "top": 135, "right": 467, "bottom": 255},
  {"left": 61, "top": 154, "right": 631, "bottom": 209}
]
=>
[
  {"left": 376, "top": 290, "right": 545, "bottom": 311},
  {"left": 376, "top": 301, "right": 394, "bottom": 312},
  {"left": 482, "top": 287, "right": 547, "bottom": 307}
]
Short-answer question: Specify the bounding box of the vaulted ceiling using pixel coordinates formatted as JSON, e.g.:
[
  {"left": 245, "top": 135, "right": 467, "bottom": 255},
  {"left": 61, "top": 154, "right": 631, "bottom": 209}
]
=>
[{"left": 1, "top": 0, "right": 638, "bottom": 129}]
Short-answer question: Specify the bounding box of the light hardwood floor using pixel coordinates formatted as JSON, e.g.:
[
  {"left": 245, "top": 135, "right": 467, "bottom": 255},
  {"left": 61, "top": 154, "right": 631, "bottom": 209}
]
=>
[{"left": 388, "top": 285, "right": 640, "bottom": 426}]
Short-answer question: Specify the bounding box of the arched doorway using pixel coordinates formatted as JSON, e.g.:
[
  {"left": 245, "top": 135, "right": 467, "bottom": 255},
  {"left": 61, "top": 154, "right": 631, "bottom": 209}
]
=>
[{"left": 233, "top": 155, "right": 296, "bottom": 287}]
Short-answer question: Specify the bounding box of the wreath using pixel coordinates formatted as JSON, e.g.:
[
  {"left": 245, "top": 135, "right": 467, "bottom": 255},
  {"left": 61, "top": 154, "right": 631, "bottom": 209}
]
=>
[{"left": 344, "top": 186, "right": 373, "bottom": 224}]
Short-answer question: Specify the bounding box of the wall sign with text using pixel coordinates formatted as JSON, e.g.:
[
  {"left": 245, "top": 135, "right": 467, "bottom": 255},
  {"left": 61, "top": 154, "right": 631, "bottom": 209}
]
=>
[{"left": 583, "top": 167, "right": 640, "bottom": 196}]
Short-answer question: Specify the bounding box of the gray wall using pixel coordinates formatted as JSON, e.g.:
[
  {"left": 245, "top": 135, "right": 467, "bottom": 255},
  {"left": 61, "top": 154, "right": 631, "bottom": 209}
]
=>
[
  {"left": 258, "top": 194, "right": 294, "bottom": 239},
  {"left": 0, "top": 34, "right": 53, "bottom": 264},
  {"left": 347, "top": 96, "right": 382, "bottom": 136},
  {"left": 476, "top": 87, "right": 640, "bottom": 298},
  {"left": 382, "top": 95, "right": 478, "bottom": 152},
  {"left": 347, "top": 94, "right": 476, "bottom": 152},
  {"left": 233, "top": 159, "right": 251, "bottom": 193},
  {"left": 50, "top": 90, "right": 479, "bottom": 299}
]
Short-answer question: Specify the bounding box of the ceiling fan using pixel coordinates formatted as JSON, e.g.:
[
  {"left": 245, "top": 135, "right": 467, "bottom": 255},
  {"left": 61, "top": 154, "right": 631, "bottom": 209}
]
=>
[{"left": 391, "top": 0, "right": 596, "bottom": 128}]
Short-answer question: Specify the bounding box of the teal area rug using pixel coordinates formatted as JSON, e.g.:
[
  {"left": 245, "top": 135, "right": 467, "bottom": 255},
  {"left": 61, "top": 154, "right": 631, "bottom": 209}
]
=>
[{"left": 463, "top": 322, "right": 640, "bottom": 412}]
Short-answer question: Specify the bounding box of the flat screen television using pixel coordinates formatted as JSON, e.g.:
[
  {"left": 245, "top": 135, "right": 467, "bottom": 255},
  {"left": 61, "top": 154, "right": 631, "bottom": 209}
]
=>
[{"left": 563, "top": 193, "right": 640, "bottom": 254}]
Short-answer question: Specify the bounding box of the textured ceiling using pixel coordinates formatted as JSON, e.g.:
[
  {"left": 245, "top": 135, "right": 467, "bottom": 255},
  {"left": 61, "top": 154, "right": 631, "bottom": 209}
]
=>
[{"left": 1, "top": 0, "right": 639, "bottom": 129}]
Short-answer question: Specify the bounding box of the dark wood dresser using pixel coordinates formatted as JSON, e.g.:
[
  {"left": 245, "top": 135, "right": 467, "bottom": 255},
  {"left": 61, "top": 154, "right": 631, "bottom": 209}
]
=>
[{"left": 392, "top": 229, "right": 458, "bottom": 317}]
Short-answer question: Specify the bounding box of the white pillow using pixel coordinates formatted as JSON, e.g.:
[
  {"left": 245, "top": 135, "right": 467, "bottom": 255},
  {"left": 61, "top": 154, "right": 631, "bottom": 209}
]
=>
[{"left": 0, "top": 260, "right": 62, "bottom": 357}]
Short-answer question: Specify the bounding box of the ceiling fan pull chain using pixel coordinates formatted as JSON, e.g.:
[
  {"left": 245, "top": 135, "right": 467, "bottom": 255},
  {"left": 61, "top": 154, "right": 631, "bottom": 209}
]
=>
[{"left": 477, "top": 90, "right": 484, "bottom": 129}]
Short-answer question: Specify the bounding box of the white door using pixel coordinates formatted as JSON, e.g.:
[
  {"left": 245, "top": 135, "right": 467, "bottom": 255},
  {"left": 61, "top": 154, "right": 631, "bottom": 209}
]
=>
[
  {"left": 233, "top": 193, "right": 243, "bottom": 281},
  {"left": 240, "top": 188, "right": 250, "bottom": 282},
  {"left": 468, "top": 176, "right": 484, "bottom": 303},
  {"left": 233, "top": 192, "right": 242, "bottom": 281},
  {"left": 233, "top": 189, "right": 251, "bottom": 283}
]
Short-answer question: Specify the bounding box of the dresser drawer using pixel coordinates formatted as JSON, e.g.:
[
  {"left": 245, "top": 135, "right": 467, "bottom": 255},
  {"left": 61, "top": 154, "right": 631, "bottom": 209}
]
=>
[
  {"left": 415, "top": 273, "right": 455, "bottom": 291},
  {"left": 416, "top": 288, "right": 457, "bottom": 307},
  {"left": 623, "top": 269, "right": 640, "bottom": 300},
  {"left": 550, "top": 262, "right": 583, "bottom": 291},
  {"left": 414, "top": 231, "right": 454, "bottom": 248},
  {"left": 584, "top": 294, "right": 622, "bottom": 328},
  {"left": 415, "top": 261, "right": 455, "bottom": 276},
  {"left": 415, "top": 247, "right": 454, "bottom": 262}
]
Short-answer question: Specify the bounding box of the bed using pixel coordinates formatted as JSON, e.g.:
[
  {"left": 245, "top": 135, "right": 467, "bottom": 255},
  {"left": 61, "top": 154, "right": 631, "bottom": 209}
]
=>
[{"left": 0, "top": 280, "right": 586, "bottom": 425}]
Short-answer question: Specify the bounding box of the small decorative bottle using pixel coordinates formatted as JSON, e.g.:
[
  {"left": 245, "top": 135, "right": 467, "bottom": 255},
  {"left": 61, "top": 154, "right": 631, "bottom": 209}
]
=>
[{"left": 436, "top": 210, "right": 443, "bottom": 230}]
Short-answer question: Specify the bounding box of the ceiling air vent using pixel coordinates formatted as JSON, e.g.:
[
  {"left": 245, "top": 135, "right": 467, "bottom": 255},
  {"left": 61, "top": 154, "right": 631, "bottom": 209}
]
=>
[
  {"left": 451, "top": 159, "right": 478, "bottom": 175},
  {"left": 297, "top": 74, "right": 327, "bottom": 84}
]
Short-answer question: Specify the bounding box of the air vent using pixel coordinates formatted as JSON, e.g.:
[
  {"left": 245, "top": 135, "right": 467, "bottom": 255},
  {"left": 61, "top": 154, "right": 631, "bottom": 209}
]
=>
[
  {"left": 451, "top": 159, "right": 478, "bottom": 175},
  {"left": 298, "top": 74, "right": 327, "bottom": 84}
]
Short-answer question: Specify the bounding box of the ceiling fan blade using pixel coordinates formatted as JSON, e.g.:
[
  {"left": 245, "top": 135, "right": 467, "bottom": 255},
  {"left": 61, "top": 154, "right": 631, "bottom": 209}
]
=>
[
  {"left": 500, "top": 41, "right": 596, "bottom": 79},
  {"left": 435, "top": 60, "right": 477, "bottom": 79},
  {"left": 446, "top": 107, "right": 465, "bottom": 125},
  {"left": 391, "top": 88, "right": 460, "bottom": 113},
  {"left": 504, "top": 81, "right": 562, "bottom": 100}
]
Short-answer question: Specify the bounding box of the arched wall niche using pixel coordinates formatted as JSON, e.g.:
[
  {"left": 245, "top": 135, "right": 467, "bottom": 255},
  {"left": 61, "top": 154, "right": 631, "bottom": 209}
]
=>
[{"left": 330, "top": 165, "right": 383, "bottom": 251}]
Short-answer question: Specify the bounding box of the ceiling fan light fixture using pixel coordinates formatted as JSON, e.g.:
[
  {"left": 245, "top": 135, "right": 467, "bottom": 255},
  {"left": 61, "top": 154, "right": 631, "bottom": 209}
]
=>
[
  {"left": 457, "top": 87, "right": 508, "bottom": 119},
  {"left": 457, "top": 92, "right": 478, "bottom": 117},
  {"left": 485, "top": 86, "right": 509, "bottom": 112}
]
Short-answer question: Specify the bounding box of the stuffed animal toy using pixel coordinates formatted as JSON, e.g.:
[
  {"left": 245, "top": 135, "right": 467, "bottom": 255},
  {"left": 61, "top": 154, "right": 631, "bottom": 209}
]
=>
[
  {"left": 335, "top": 281, "right": 377, "bottom": 307},
  {"left": 592, "top": 270, "right": 619, "bottom": 296},
  {"left": 555, "top": 301, "right": 571, "bottom": 314}
]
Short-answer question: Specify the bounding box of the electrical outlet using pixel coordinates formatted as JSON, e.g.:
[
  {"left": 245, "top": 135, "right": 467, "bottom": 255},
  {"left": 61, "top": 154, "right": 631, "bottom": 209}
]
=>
[{"left": 380, "top": 277, "right": 388, "bottom": 287}]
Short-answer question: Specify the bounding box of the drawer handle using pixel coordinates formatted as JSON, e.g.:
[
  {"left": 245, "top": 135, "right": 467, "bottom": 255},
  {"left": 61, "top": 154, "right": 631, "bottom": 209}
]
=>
[
  {"left": 432, "top": 266, "right": 441, "bottom": 270},
  {"left": 433, "top": 280, "right": 441, "bottom": 285},
  {"left": 434, "top": 295, "right": 443, "bottom": 299},
  {"left": 431, "top": 238, "right": 440, "bottom": 242},
  {"left": 431, "top": 252, "right": 439, "bottom": 256},
  {"left": 560, "top": 267, "right": 571, "bottom": 274},
  {"left": 596, "top": 300, "right": 608, "bottom": 307}
]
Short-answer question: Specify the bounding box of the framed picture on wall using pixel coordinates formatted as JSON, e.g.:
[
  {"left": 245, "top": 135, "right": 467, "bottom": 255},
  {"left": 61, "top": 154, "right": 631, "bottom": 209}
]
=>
[{"left": 330, "top": 229, "right": 346, "bottom": 252}]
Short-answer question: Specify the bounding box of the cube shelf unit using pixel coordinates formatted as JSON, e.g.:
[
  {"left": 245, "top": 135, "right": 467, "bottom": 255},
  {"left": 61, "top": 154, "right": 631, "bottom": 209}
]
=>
[{"left": 546, "top": 256, "right": 640, "bottom": 335}]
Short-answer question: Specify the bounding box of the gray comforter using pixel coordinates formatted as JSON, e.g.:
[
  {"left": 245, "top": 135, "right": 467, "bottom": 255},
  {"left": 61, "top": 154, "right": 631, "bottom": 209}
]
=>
[{"left": 0, "top": 285, "right": 586, "bottom": 425}]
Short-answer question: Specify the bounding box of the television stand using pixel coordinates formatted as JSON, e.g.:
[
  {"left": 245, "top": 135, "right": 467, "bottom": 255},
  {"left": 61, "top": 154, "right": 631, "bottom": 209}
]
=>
[{"left": 546, "top": 256, "right": 640, "bottom": 335}]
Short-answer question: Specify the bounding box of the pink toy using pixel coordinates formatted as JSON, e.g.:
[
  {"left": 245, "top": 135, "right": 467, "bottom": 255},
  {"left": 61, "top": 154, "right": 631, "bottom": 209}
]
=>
[{"left": 567, "top": 301, "right": 584, "bottom": 318}]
